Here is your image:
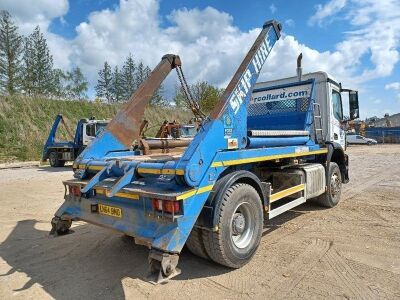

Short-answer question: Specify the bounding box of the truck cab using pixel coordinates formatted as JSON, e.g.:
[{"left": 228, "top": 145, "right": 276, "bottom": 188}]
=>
[
  {"left": 253, "top": 71, "right": 359, "bottom": 149},
  {"left": 81, "top": 120, "right": 108, "bottom": 146}
]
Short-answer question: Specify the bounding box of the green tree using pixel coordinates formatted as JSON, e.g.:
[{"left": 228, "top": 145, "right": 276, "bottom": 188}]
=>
[
  {"left": 174, "top": 81, "right": 223, "bottom": 113},
  {"left": 95, "top": 61, "right": 113, "bottom": 103},
  {"left": 51, "top": 68, "right": 67, "bottom": 98},
  {"left": 121, "top": 53, "right": 136, "bottom": 101},
  {"left": 65, "top": 66, "right": 88, "bottom": 100},
  {"left": 0, "top": 11, "right": 23, "bottom": 95},
  {"left": 23, "top": 26, "right": 54, "bottom": 96},
  {"left": 135, "top": 61, "right": 147, "bottom": 89},
  {"left": 111, "top": 66, "right": 123, "bottom": 102}
]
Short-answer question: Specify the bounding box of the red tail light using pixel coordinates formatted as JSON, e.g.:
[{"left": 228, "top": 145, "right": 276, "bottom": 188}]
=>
[
  {"left": 68, "top": 185, "right": 81, "bottom": 197},
  {"left": 152, "top": 199, "right": 181, "bottom": 214}
]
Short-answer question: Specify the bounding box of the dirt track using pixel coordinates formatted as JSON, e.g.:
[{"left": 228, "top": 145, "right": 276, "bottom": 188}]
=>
[{"left": 0, "top": 145, "right": 399, "bottom": 299}]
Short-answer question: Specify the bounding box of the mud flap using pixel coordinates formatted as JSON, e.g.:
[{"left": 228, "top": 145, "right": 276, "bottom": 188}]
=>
[{"left": 147, "top": 249, "right": 181, "bottom": 284}]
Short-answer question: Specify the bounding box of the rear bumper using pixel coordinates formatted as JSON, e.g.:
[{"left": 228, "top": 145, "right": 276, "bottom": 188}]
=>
[{"left": 55, "top": 192, "right": 207, "bottom": 253}]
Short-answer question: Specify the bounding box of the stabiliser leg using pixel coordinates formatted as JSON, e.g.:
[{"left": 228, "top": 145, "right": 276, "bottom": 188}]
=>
[
  {"left": 49, "top": 216, "right": 72, "bottom": 237},
  {"left": 147, "top": 249, "right": 181, "bottom": 284}
]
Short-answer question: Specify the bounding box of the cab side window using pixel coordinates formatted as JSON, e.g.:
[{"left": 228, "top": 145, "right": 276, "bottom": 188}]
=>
[
  {"left": 85, "top": 124, "right": 96, "bottom": 137},
  {"left": 332, "top": 90, "right": 343, "bottom": 121}
]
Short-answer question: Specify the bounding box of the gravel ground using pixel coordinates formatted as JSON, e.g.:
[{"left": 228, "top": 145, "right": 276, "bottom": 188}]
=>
[{"left": 0, "top": 144, "right": 399, "bottom": 299}]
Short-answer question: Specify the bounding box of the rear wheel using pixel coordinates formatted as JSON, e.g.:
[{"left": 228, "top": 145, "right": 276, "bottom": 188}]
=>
[
  {"left": 49, "top": 151, "right": 65, "bottom": 167},
  {"left": 314, "top": 162, "right": 342, "bottom": 208},
  {"left": 202, "top": 183, "right": 263, "bottom": 268},
  {"left": 186, "top": 227, "right": 209, "bottom": 260}
]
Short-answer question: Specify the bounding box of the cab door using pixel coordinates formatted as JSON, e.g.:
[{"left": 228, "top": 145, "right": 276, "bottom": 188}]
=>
[
  {"left": 330, "top": 85, "right": 346, "bottom": 148},
  {"left": 82, "top": 123, "right": 96, "bottom": 146}
]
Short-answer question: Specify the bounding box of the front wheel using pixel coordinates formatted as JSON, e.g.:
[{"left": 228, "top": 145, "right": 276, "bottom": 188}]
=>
[
  {"left": 202, "top": 183, "right": 263, "bottom": 268},
  {"left": 49, "top": 151, "right": 65, "bottom": 167},
  {"left": 314, "top": 162, "right": 342, "bottom": 208}
]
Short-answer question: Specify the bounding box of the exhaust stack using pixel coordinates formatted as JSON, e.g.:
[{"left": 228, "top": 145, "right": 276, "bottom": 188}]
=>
[{"left": 297, "top": 53, "right": 302, "bottom": 81}]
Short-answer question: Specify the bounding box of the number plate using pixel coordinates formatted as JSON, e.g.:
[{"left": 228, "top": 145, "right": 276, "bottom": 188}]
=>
[{"left": 98, "top": 204, "right": 122, "bottom": 218}]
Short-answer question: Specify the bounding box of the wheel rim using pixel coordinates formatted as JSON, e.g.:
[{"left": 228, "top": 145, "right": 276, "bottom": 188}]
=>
[
  {"left": 330, "top": 171, "right": 341, "bottom": 198},
  {"left": 230, "top": 202, "right": 254, "bottom": 249}
]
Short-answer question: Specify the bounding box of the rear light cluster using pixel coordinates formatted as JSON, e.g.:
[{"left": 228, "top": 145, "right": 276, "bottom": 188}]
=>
[
  {"left": 152, "top": 199, "right": 181, "bottom": 214},
  {"left": 68, "top": 185, "right": 81, "bottom": 197}
]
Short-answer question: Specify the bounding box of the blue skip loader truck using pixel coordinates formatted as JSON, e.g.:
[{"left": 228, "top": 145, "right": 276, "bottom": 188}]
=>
[
  {"left": 42, "top": 114, "right": 109, "bottom": 167},
  {"left": 50, "top": 20, "right": 359, "bottom": 283}
]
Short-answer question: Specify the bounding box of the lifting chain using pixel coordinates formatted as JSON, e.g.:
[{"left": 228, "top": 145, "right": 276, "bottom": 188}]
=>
[{"left": 175, "top": 66, "right": 206, "bottom": 119}]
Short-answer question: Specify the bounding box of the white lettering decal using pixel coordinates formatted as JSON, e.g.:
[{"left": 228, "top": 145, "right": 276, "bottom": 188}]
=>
[{"left": 229, "top": 34, "right": 274, "bottom": 115}]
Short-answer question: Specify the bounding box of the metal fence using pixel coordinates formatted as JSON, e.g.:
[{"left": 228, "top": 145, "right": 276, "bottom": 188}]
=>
[{"left": 365, "top": 127, "right": 400, "bottom": 143}]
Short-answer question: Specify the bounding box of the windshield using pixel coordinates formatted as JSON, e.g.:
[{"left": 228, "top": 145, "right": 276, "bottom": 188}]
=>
[
  {"left": 96, "top": 122, "right": 108, "bottom": 135},
  {"left": 180, "top": 126, "right": 196, "bottom": 138}
]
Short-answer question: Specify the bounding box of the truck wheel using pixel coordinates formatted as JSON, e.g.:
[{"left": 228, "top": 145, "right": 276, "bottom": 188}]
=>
[
  {"left": 49, "top": 152, "right": 65, "bottom": 167},
  {"left": 315, "top": 162, "right": 342, "bottom": 208},
  {"left": 202, "top": 183, "right": 263, "bottom": 268},
  {"left": 186, "top": 227, "right": 209, "bottom": 260}
]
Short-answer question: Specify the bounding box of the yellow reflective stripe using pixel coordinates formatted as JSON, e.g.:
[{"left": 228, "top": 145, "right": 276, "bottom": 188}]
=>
[
  {"left": 270, "top": 184, "right": 305, "bottom": 202},
  {"left": 137, "top": 168, "right": 161, "bottom": 174},
  {"left": 79, "top": 165, "right": 184, "bottom": 175},
  {"left": 137, "top": 168, "right": 185, "bottom": 175},
  {"left": 176, "top": 184, "right": 214, "bottom": 200},
  {"left": 95, "top": 184, "right": 213, "bottom": 201},
  {"left": 96, "top": 189, "right": 139, "bottom": 200},
  {"left": 211, "top": 149, "right": 328, "bottom": 168},
  {"left": 88, "top": 165, "right": 104, "bottom": 171}
]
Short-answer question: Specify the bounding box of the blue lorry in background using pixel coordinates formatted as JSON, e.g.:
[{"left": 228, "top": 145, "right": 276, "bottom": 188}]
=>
[
  {"left": 42, "top": 114, "right": 109, "bottom": 167},
  {"left": 50, "top": 20, "right": 359, "bottom": 283}
]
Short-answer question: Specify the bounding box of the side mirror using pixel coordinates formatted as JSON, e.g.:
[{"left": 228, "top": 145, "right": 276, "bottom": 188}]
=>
[{"left": 349, "top": 91, "right": 359, "bottom": 120}]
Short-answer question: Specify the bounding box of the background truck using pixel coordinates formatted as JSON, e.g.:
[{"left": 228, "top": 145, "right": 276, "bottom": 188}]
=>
[
  {"left": 42, "top": 114, "right": 109, "bottom": 167},
  {"left": 50, "top": 19, "right": 359, "bottom": 283}
]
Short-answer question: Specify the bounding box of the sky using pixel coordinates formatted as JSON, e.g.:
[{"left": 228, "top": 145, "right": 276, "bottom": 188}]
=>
[{"left": 1, "top": 0, "right": 400, "bottom": 118}]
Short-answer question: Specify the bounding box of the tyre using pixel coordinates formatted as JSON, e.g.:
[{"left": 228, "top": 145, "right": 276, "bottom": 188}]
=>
[
  {"left": 49, "top": 151, "right": 65, "bottom": 167},
  {"left": 186, "top": 227, "right": 209, "bottom": 260},
  {"left": 202, "top": 183, "right": 263, "bottom": 268},
  {"left": 314, "top": 162, "right": 342, "bottom": 208}
]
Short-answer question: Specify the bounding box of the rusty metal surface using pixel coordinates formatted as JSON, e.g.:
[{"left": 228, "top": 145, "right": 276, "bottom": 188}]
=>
[
  {"left": 107, "top": 54, "right": 181, "bottom": 148},
  {"left": 145, "top": 139, "right": 191, "bottom": 149}
]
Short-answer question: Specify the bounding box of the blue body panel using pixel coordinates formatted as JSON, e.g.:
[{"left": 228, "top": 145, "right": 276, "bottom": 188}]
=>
[{"left": 247, "top": 136, "right": 309, "bottom": 148}]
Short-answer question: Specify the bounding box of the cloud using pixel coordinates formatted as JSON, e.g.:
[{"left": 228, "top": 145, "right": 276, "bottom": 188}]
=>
[
  {"left": 1, "top": 0, "right": 399, "bottom": 109},
  {"left": 385, "top": 82, "right": 400, "bottom": 90},
  {"left": 308, "top": 0, "right": 347, "bottom": 26},
  {"left": 269, "top": 4, "right": 277, "bottom": 14},
  {"left": 284, "top": 19, "right": 295, "bottom": 27},
  {"left": 385, "top": 82, "right": 400, "bottom": 101},
  {"left": 307, "top": 0, "right": 400, "bottom": 83},
  {"left": 0, "top": 0, "right": 69, "bottom": 34}
]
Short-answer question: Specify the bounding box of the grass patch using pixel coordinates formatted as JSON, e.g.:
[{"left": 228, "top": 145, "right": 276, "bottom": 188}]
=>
[{"left": 0, "top": 95, "right": 191, "bottom": 162}]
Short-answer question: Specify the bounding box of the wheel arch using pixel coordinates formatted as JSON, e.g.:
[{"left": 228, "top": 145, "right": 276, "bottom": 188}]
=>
[
  {"left": 326, "top": 142, "right": 349, "bottom": 183},
  {"left": 197, "top": 169, "right": 266, "bottom": 230}
]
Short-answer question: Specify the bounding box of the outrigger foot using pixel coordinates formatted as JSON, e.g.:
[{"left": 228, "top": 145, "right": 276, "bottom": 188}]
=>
[
  {"left": 49, "top": 216, "right": 72, "bottom": 237},
  {"left": 147, "top": 250, "right": 181, "bottom": 284}
]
